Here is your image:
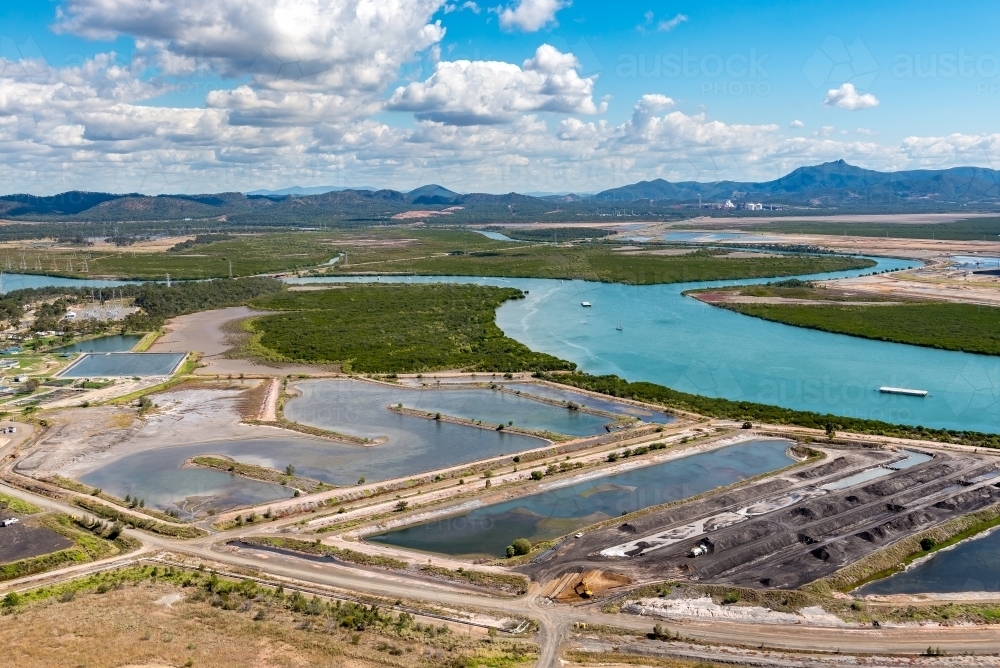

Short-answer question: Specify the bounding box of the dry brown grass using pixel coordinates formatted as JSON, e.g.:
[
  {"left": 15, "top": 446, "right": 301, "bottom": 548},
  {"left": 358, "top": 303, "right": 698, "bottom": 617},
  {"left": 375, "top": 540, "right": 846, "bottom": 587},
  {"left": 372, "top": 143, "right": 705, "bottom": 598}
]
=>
[
  {"left": 562, "top": 651, "right": 723, "bottom": 668},
  {"left": 0, "top": 580, "right": 535, "bottom": 668}
]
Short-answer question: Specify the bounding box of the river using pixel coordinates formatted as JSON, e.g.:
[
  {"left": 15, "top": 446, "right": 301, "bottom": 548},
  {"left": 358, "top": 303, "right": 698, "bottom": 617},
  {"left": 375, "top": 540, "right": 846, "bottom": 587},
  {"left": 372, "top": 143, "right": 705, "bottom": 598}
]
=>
[{"left": 6, "top": 255, "right": 1000, "bottom": 433}]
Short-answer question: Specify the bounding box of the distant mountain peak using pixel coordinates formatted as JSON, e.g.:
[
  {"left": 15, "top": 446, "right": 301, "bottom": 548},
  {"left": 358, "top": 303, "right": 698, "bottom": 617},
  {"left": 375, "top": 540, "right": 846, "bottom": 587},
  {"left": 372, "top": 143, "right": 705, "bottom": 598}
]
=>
[{"left": 407, "top": 184, "right": 459, "bottom": 198}]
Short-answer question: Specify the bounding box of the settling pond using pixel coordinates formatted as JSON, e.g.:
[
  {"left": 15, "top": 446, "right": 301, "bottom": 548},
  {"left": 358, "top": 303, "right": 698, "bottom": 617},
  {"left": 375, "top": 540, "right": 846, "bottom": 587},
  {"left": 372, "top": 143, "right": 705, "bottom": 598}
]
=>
[
  {"left": 858, "top": 529, "right": 1000, "bottom": 595},
  {"left": 59, "top": 352, "right": 187, "bottom": 377},
  {"left": 81, "top": 378, "right": 645, "bottom": 516},
  {"left": 53, "top": 334, "right": 143, "bottom": 354},
  {"left": 368, "top": 438, "right": 795, "bottom": 559},
  {"left": 285, "top": 379, "right": 655, "bottom": 438}
]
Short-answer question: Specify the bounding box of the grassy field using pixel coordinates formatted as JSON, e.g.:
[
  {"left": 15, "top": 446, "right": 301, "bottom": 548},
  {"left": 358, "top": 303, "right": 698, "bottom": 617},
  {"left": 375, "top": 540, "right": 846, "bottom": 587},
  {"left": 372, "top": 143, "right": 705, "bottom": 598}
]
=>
[
  {"left": 247, "top": 283, "right": 575, "bottom": 373},
  {"left": 735, "top": 216, "right": 1000, "bottom": 241},
  {"left": 0, "top": 563, "right": 537, "bottom": 668}
]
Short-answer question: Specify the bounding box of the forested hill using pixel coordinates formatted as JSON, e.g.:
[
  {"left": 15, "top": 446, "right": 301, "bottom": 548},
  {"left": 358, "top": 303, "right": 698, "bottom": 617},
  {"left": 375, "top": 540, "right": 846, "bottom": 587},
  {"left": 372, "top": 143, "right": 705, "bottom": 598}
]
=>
[{"left": 4, "top": 161, "right": 1000, "bottom": 226}]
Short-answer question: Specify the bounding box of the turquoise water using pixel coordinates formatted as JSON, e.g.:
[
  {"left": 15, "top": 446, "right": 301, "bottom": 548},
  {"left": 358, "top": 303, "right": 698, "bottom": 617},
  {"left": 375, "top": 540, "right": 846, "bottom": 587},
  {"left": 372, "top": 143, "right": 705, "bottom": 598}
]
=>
[
  {"left": 59, "top": 352, "right": 187, "bottom": 377},
  {"left": 54, "top": 335, "right": 143, "bottom": 353},
  {"left": 858, "top": 529, "right": 1000, "bottom": 595},
  {"left": 474, "top": 230, "right": 518, "bottom": 242},
  {"left": 368, "top": 438, "right": 795, "bottom": 558},
  {"left": 287, "top": 256, "right": 1000, "bottom": 433},
  {"left": 8, "top": 260, "right": 1000, "bottom": 433},
  {"left": 0, "top": 273, "right": 131, "bottom": 293}
]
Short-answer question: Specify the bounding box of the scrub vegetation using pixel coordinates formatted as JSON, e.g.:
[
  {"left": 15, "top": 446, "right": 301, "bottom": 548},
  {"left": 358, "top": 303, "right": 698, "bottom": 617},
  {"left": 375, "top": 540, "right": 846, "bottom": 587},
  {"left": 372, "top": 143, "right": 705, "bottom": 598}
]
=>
[
  {"left": 235, "top": 536, "right": 407, "bottom": 569},
  {"left": 71, "top": 497, "right": 207, "bottom": 538},
  {"left": 247, "top": 283, "right": 575, "bottom": 373},
  {"left": 324, "top": 231, "right": 875, "bottom": 285},
  {"left": 718, "top": 300, "right": 1000, "bottom": 356},
  {"left": 16, "top": 232, "right": 337, "bottom": 280},
  {"left": 10, "top": 227, "right": 871, "bottom": 285},
  {"left": 0, "top": 563, "right": 537, "bottom": 668},
  {"left": 542, "top": 372, "right": 1000, "bottom": 449}
]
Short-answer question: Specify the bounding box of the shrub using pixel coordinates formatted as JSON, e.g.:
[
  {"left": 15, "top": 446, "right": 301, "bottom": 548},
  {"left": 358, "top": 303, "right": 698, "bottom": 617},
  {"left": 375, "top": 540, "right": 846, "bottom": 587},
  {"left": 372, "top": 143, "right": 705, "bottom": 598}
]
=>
[
  {"left": 530, "top": 470, "right": 544, "bottom": 481},
  {"left": 920, "top": 537, "right": 936, "bottom": 552},
  {"left": 510, "top": 538, "right": 531, "bottom": 556}
]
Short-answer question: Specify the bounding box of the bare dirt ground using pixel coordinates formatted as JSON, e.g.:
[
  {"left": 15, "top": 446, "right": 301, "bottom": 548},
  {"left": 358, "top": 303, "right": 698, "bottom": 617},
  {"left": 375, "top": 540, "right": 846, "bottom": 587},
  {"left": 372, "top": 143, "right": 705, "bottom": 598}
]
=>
[
  {"left": 0, "top": 515, "right": 72, "bottom": 563},
  {"left": 148, "top": 306, "right": 329, "bottom": 376},
  {"left": 566, "top": 634, "right": 1000, "bottom": 667},
  {"left": 15, "top": 384, "right": 271, "bottom": 480},
  {"left": 0, "top": 236, "right": 195, "bottom": 254}
]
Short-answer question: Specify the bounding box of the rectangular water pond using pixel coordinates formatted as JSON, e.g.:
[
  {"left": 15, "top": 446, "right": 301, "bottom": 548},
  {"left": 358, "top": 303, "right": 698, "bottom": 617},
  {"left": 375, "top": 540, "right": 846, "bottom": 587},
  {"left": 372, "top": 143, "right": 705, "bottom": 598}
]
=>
[
  {"left": 368, "top": 438, "right": 795, "bottom": 559},
  {"left": 59, "top": 352, "right": 187, "bottom": 377},
  {"left": 53, "top": 335, "right": 143, "bottom": 354},
  {"left": 284, "top": 379, "right": 611, "bottom": 439}
]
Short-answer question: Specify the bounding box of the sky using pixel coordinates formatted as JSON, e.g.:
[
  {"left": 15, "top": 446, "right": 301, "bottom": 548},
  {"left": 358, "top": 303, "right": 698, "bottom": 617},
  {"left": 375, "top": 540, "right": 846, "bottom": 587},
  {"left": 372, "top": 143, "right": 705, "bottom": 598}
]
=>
[{"left": 1, "top": 0, "right": 999, "bottom": 195}]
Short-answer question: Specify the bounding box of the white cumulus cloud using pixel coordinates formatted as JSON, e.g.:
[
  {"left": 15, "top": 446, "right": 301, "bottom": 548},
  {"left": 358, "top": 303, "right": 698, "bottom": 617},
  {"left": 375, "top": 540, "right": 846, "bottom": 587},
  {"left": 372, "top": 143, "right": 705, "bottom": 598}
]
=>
[
  {"left": 498, "top": 0, "right": 570, "bottom": 32},
  {"left": 56, "top": 0, "right": 446, "bottom": 100},
  {"left": 387, "top": 44, "right": 603, "bottom": 125},
  {"left": 790, "top": 119, "right": 804, "bottom": 128},
  {"left": 823, "top": 83, "right": 879, "bottom": 110}
]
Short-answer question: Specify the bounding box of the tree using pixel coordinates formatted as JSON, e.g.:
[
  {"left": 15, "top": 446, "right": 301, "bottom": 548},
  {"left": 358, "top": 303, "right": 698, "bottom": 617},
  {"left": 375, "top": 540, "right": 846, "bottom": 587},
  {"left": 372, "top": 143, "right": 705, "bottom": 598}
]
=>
[
  {"left": 394, "top": 500, "right": 409, "bottom": 512},
  {"left": 510, "top": 538, "right": 531, "bottom": 556},
  {"left": 530, "top": 470, "right": 544, "bottom": 481},
  {"left": 920, "top": 537, "right": 936, "bottom": 552},
  {"left": 285, "top": 463, "right": 296, "bottom": 476}
]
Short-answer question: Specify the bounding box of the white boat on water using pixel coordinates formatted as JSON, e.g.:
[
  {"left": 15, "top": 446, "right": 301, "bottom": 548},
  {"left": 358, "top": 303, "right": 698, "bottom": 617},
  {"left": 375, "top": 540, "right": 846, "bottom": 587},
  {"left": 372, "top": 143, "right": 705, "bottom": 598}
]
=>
[
  {"left": 581, "top": 301, "right": 592, "bottom": 307},
  {"left": 878, "top": 386, "right": 928, "bottom": 397}
]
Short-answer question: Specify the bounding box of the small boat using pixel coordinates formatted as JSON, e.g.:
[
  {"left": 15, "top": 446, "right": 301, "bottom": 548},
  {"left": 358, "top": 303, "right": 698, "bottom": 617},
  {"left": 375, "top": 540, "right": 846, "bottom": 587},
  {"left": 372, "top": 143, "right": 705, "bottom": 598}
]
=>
[
  {"left": 581, "top": 301, "right": 592, "bottom": 307},
  {"left": 616, "top": 321, "right": 623, "bottom": 331},
  {"left": 878, "top": 386, "right": 928, "bottom": 397}
]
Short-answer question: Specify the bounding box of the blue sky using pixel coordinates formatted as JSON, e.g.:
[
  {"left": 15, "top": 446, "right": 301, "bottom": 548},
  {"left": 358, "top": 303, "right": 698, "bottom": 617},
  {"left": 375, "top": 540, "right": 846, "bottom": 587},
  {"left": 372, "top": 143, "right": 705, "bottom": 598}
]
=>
[{"left": 1, "top": 0, "right": 999, "bottom": 194}]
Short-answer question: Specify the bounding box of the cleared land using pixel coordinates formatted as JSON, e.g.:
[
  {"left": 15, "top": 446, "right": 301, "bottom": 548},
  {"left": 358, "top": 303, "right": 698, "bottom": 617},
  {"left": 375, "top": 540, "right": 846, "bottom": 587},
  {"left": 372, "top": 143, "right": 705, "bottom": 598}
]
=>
[
  {"left": 247, "top": 283, "right": 576, "bottom": 373},
  {"left": 0, "top": 564, "right": 536, "bottom": 668},
  {"left": 734, "top": 216, "right": 1000, "bottom": 241},
  {"left": 689, "top": 280, "right": 1000, "bottom": 356}
]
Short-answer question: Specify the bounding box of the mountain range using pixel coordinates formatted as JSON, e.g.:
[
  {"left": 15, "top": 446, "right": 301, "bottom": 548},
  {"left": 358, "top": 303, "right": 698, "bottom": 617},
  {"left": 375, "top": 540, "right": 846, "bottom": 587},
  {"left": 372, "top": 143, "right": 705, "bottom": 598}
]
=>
[{"left": 1, "top": 161, "right": 998, "bottom": 226}]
